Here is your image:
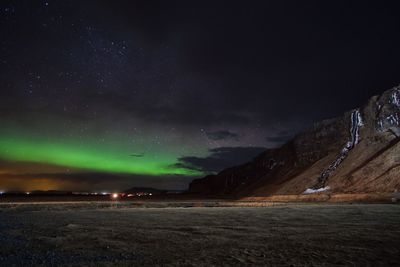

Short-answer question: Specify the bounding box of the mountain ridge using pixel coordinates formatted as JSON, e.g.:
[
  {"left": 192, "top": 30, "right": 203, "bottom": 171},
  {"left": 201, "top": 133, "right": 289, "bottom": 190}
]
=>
[{"left": 189, "top": 85, "right": 400, "bottom": 196}]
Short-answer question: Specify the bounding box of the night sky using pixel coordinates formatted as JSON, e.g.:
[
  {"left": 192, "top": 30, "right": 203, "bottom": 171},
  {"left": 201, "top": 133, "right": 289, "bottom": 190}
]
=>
[{"left": 1, "top": 1, "right": 400, "bottom": 191}]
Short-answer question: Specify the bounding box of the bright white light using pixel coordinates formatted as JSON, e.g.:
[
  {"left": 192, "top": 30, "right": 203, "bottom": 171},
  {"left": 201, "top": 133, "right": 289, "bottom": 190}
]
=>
[
  {"left": 149, "top": 193, "right": 152, "bottom": 196},
  {"left": 26, "top": 192, "right": 30, "bottom": 195},
  {"left": 112, "top": 193, "right": 119, "bottom": 199}
]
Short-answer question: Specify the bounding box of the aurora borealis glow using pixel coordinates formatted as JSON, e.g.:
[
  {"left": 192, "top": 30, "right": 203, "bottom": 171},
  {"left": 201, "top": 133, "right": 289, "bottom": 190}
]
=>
[
  {"left": 0, "top": 121, "right": 211, "bottom": 190},
  {"left": 0, "top": 135, "right": 199, "bottom": 176}
]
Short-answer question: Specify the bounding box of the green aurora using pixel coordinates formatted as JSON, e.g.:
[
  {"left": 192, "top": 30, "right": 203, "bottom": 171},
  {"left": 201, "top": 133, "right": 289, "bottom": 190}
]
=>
[{"left": 0, "top": 135, "right": 202, "bottom": 177}]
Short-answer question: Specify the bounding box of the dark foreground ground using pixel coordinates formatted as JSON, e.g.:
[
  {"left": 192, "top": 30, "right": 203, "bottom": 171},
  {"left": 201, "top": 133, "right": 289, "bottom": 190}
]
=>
[{"left": 1, "top": 202, "right": 400, "bottom": 266}]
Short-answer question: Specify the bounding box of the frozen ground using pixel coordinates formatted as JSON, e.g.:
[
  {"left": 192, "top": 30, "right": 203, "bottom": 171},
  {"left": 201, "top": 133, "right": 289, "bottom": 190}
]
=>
[{"left": 1, "top": 202, "right": 400, "bottom": 266}]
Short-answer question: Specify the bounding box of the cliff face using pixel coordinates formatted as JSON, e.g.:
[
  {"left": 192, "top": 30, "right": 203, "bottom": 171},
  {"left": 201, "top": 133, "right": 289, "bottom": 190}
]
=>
[{"left": 189, "top": 86, "right": 400, "bottom": 196}]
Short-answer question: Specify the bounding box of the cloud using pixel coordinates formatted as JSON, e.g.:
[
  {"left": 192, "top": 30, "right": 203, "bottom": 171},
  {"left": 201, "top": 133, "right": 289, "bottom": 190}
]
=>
[
  {"left": 266, "top": 132, "right": 294, "bottom": 145},
  {"left": 176, "top": 146, "right": 266, "bottom": 173},
  {"left": 206, "top": 130, "right": 240, "bottom": 141},
  {"left": 267, "top": 134, "right": 293, "bottom": 144},
  {"left": 130, "top": 153, "right": 145, "bottom": 157}
]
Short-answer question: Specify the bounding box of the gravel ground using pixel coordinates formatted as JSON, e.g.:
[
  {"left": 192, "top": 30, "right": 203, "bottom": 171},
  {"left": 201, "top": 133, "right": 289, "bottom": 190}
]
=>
[{"left": 0, "top": 203, "right": 400, "bottom": 266}]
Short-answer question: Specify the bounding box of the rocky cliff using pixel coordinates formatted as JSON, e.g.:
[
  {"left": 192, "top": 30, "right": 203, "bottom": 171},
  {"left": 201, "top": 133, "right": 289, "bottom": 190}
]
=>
[{"left": 189, "top": 86, "right": 400, "bottom": 196}]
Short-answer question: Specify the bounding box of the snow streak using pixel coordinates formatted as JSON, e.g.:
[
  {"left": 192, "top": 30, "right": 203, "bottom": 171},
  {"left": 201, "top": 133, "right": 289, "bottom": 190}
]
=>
[
  {"left": 304, "top": 109, "right": 363, "bottom": 194},
  {"left": 303, "top": 186, "right": 330, "bottom": 194},
  {"left": 392, "top": 89, "right": 400, "bottom": 107}
]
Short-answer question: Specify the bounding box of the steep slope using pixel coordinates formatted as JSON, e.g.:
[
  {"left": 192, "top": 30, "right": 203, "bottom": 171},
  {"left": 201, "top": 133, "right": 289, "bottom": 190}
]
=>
[{"left": 189, "top": 86, "right": 400, "bottom": 196}]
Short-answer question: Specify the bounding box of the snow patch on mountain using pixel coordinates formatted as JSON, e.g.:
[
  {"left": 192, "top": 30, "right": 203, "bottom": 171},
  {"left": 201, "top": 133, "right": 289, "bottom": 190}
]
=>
[
  {"left": 303, "top": 186, "right": 330, "bottom": 194},
  {"left": 304, "top": 109, "right": 363, "bottom": 194}
]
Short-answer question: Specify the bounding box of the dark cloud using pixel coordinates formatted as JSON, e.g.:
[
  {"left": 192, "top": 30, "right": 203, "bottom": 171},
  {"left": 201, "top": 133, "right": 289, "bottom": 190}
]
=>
[
  {"left": 176, "top": 146, "right": 266, "bottom": 173},
  {"left": 266, "top": 131, "right": 295, "bottom": 146},
  {"left": 130, "top": 153, "right": 145, "bottom": 157},
  {"left": 206, "top": 130, "right": 240, "bottom": 141},
  {"left": 266, "top": 135, "right": 293, "bottom": 144}
]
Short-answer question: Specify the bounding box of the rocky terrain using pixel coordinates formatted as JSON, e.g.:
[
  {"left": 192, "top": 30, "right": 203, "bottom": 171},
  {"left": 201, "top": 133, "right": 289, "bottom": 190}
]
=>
[
  {"left": 189, "top": 86, "right": 400, "bottom": 197},
  {"left": 1, "top": 203, "right": 400, "bottom": 266}
]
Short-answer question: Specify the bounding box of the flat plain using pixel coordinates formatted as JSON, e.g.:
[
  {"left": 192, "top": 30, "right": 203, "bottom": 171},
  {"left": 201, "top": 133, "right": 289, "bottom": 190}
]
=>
[{"left": 1, "top": 201, "right": 400, "bottom": 266}]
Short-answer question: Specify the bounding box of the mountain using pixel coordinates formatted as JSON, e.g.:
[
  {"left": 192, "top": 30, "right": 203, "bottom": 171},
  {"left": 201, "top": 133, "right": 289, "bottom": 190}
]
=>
[{"left": 189, "top": 85, "right": 400, "bottom": 197}]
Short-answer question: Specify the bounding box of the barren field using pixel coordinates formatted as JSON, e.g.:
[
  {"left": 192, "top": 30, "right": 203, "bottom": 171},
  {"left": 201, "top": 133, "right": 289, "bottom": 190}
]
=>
[{"left": 1, "top": 202, "right": 400, "bottom": 266}]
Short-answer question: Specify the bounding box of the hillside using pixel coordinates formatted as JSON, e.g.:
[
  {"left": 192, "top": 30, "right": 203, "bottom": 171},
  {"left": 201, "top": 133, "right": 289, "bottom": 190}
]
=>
[{"left": 189, "top": 86, "right": 400, "bottom": 197}]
